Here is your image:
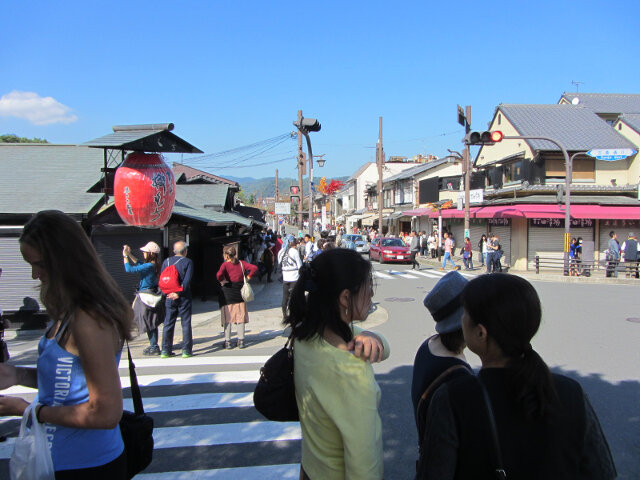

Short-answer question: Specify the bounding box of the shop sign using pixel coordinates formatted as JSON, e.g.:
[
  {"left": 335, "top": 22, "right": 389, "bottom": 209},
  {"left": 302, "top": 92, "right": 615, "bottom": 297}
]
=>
[
  {"left": 488, "top": 218, "right": 510, "bottom": 226},
  {"left": 530, "top": 218, "right": 594, "bottom": 228}
]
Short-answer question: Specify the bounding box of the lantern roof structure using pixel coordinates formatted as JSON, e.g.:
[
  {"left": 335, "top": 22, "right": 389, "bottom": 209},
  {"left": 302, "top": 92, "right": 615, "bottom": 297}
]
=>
[{"left": 83, "top": 123, "right": 203, "bottom": 153}]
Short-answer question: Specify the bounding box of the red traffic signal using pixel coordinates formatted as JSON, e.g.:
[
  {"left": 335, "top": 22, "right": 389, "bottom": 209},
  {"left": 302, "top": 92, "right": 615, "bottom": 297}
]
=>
[
  {"left": 464, "top": 130, "right": 503, "bottom": 145},
  {"left": 290, "top": 185, "right": 300, "bottom": 195}
]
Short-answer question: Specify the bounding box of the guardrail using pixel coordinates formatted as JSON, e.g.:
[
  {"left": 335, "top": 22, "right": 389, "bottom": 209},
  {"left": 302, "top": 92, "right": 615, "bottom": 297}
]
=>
[{"left": 534, "top": 256, "right": 639, "bottom": 278}]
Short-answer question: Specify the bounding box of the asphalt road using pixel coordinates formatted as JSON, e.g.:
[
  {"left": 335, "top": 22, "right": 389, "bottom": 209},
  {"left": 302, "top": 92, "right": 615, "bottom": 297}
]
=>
[{"left": 368, "top": 260, "right": 639, "bottom": 479}]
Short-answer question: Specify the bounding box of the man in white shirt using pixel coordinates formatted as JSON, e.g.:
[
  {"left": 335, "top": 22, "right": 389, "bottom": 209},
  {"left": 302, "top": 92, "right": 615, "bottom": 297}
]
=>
[{"left": 278, "top": 238, "right": 303, "bottom": 321}]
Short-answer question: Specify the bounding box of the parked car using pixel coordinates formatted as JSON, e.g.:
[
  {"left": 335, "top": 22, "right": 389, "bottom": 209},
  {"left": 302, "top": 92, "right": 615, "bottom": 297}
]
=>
[
  {"left": 369, "top": 237, "right": 410, "bottom": 264},
  {"left": 341, "top": 234, "right": 370, "bottom": 253}
]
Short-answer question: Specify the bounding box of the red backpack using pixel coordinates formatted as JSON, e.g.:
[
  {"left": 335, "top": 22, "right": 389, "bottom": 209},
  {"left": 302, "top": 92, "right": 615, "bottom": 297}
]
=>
[{"left": 158, "top": 258, "right": 184, "bottom": 294}]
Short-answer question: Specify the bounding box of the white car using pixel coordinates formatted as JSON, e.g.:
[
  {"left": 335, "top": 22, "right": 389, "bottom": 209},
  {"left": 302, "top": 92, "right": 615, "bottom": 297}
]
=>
[{"left": 341, "top": 234, "right": 370, "bottom": 253}]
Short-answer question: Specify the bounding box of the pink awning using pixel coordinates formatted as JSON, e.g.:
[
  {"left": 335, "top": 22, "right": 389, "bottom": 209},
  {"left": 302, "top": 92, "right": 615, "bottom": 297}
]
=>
[{"left": 428, "top": 204, "right": 640, "bottom": 220}]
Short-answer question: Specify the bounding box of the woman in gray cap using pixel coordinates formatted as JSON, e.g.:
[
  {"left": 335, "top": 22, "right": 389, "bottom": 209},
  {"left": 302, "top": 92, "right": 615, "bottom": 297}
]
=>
[
  {"left": 418, "top": 273, "right": 616, "bottom": 479},
  {"left": 412, "top": 271, "right": 473, "bottom": 471}
]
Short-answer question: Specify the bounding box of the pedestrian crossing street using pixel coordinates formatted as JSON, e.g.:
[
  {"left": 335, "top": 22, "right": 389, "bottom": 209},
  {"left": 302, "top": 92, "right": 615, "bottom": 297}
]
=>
[
  {"left": 0, "top": 355, "right": 303, "bottom": 479},
  {"left": 373, "top": 266, "right": 479, "bottom": 281}
]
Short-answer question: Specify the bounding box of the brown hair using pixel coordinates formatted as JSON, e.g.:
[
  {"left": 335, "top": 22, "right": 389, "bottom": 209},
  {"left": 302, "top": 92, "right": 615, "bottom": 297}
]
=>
[
  {"left": 223, "top": 245, "right": 239, "bottom": 264},
  {"left": 20, "top": 210, "right": 133, "bottom": 341}
]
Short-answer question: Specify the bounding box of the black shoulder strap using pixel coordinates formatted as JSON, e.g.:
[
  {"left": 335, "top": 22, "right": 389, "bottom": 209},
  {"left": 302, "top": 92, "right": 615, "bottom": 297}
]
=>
[
  {"left": 126, "top": 341, "right": 144, "bottom": 415},
  {"left": 478, "top": 376, "right": 507, "bottom": 479},
  {"left": 416, "top": 364, "right": 472, "bottom": 446}
]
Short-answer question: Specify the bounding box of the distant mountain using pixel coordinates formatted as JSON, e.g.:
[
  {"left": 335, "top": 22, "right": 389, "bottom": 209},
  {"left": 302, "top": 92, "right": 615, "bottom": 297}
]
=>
[{"left": 232, "top": 176, "right": 349, "bottom": 198}]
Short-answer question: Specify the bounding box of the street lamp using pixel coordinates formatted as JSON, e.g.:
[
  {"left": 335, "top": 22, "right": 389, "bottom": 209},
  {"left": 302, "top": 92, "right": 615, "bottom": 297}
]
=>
[{"left": 293, "top": 116, "right": 321, "bottom": 236}]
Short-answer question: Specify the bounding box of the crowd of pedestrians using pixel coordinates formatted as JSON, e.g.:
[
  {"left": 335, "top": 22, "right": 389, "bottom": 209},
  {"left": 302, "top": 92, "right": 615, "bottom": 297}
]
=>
[{"left": 0, "top": 213, "right": 624, "bottom": 479}]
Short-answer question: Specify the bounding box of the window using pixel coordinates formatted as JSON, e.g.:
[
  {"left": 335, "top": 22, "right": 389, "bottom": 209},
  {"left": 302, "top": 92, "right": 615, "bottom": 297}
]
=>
[
  {"left": 439, "top": 176, "right": 462, "bottom": 191},
  {"left": 383, "top": 189, "right": 393, "bottom": 207},
  {"left": 504, "top": 161, "right": 523, "bottom": 183}
]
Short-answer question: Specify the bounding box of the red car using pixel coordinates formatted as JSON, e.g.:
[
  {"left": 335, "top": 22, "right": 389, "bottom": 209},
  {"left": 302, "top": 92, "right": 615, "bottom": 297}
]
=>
[{"left": 369, "top": 237, "right": 410, "bottom": 264}]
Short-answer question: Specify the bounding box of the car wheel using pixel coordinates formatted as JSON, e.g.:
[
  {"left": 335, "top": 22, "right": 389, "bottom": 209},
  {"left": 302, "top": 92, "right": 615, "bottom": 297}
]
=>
[{"left": 379, "top": 254, "right": 384, "bottom": 264}]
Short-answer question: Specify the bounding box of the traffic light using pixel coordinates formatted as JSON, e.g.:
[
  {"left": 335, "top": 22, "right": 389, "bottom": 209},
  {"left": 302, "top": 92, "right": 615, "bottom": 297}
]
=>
[
  {"left": 294, "top": 117, "right": 322, "bottom": 133},
  {"left": 464, "top": 130, "right": 503, "bottom": 145},
  {"left": 290, "top": 185, "right": 300, "bottom": 204}
]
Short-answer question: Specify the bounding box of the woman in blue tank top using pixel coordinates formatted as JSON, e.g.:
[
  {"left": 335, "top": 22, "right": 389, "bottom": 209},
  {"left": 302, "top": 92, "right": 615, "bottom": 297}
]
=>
[{"left": 0, "top": 210, "right": 134, "bottom": 479}]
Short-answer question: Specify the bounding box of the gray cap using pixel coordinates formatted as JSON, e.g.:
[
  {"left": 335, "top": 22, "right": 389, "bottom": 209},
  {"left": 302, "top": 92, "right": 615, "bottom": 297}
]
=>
[{"left": 423, "top": 271, "right": 468, "bottom": 334}]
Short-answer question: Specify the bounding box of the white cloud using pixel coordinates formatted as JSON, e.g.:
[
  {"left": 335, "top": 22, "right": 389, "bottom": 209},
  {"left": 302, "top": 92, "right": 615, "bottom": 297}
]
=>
[{"left": 0, "top": 90, "right": 78, "bottom": 125}]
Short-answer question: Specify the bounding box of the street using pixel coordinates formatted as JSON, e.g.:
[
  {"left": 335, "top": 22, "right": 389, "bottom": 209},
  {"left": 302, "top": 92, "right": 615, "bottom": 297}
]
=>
[{"left": 0, "top": 260, "right": 638, "bottom": 479}]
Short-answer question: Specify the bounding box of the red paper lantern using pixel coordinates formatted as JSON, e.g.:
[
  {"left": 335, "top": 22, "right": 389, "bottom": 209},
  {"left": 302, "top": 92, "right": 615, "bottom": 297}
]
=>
[{"left": 114, "top": 152, "right": 176, "bottom": 228}]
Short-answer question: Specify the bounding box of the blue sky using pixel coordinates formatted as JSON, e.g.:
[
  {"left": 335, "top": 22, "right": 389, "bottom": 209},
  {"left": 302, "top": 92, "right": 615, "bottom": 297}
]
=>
[{"left": 1, "top": 0, "right": 638, "bottom": 180}]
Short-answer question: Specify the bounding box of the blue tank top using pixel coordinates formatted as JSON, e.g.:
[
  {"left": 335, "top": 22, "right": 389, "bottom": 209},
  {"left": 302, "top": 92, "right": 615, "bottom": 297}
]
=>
[{"left": 36, "top": 320, "right": 124, "bottom": 471}]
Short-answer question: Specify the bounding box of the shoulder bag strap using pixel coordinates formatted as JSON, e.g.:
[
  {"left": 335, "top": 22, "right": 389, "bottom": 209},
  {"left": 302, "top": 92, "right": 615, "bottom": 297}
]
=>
[
  {"left": 239, "top": 261, "right": 248, "bottom": 285},
  {"left": 478, "top": 377, "right": 507, "bottom": 479},
  {"left": 127, "top": 341, "right": 144, "bottom": 415}
]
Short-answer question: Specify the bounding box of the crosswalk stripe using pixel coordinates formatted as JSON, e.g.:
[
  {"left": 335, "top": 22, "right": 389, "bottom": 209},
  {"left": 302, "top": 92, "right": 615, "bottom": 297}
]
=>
[
  {"left": 136, "top": 464, "right": 300, "bottom": 479},
  {"left": 374, "top": 271, "right": 393, "bottom": 279},
  {"left": 411, "top": 270, "right": 442, "bottom": 279},
  {"left": 393, "top": 272, "right": 419, "bottom": 279},
  {"left": 2, "top": 370, "right": 261, "bottom": 395},
  {"left": 153, "top": 422, "right": 301, "bottom": 449},
  {"left": 123, "top": 392, "right": 254, "bottom": 412},
  {"left": 0, "top": 422, "right": 301, "bottom": 459},
  {"left": 119, "top": 356, "right": 271, "bottom": 369}
]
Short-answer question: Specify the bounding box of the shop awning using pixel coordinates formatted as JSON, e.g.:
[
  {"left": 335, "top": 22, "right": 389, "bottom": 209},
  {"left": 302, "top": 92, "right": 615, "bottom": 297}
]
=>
[
  {"left": 430, "top": 204, "right": 640, "bottom": 220},
  {"left": 402, "top": 208, "right": 433, "bottom": 217}
]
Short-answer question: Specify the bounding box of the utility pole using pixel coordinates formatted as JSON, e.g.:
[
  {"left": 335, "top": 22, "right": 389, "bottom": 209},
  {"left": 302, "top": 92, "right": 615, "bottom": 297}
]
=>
[
  {"left": 463, "top": 105, "right": 471, "bottom": 240},
  {"left": 297, "top": 110, "right": 304, "bottom": 228},
  {"left": 377, "top": 116, "right": 384, "bottom": 235},
  {"left": 275, "top": 168, "right": 279, "bottom": 202}
]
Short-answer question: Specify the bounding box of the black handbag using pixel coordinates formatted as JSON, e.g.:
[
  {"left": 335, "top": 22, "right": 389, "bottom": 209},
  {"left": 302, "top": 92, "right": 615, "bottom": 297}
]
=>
[
  {"left": 120, "top": 342, "right": 154, "bottom": 479},
  {"left": 253, "top": 335, "right": 299, "bottom": 422}
]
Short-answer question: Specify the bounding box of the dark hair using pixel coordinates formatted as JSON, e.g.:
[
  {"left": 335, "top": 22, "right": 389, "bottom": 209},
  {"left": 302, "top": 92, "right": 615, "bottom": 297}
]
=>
[
  {"left": 461, "top": 273, "right": 557, "bottom": 420},
  {"left": 223, "top": 245, "right": 239, "bottom": 264},
  {"left": 20, "top": 210, "right": 133, "bottom": 341},
  {"left": 146, "top": 251, "right": 162, "bottom": 276},
  {"left": 609, "top": 230, "right": 615, "bottom": 238},
  {"left": 440, "top": 329, "right": 465, "bottom": 354},
  {"left": 285, "top": 248, "right": 372, "bottom": 343},
  {"left": 304, "top": 234, "right": 311, "bottom": 240}
]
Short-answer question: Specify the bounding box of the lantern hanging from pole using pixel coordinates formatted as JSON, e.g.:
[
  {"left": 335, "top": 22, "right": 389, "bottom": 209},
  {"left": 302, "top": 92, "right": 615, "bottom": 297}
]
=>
[{"left": 114, "top": 152, "right": 176, "bottom": 228}]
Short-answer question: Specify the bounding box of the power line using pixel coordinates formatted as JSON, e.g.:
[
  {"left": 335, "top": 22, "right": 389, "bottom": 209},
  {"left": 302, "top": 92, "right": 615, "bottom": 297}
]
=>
[{"left": 187, "top": 133, "right": 291, "bottom": 162}]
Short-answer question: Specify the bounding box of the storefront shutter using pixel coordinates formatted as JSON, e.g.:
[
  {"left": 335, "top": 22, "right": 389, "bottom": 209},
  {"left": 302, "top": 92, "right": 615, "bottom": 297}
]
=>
[
  {"left": 0, "top": 236, "right": 42, "bottom": 312},
  {"left": 528, "top": 226, "right": 593, "bottom": 269}
]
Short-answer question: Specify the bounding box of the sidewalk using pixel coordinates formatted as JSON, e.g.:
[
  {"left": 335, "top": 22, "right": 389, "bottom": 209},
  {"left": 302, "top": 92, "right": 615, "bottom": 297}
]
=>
[
  {"left": 415, "top": 254, "right": 640, "bottom": 285},
  {"left": 125, "top": 276, "right": 390, "bottom": 357}
]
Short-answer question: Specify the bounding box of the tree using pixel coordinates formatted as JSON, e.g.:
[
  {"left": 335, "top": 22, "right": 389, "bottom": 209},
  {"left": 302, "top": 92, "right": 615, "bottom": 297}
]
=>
[{"left": 0, "top": 134, "right": 49, "bottom": 143}]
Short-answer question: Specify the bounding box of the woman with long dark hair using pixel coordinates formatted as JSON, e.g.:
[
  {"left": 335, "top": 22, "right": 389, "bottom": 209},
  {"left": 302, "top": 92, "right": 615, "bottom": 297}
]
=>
[
  {"left": 216, "top": 245, "right": 258, "bottom": 349},
  {"left": 123, "top": 241, "right": 164, "bottom": 355},
  {"left": 418, "top": 273, "right": 616, "bottom": 479},
  {"left": 284, "top": 248, "right": 389, "bottom": 480},
  {"left": 0, "top": 210, "right": 133, "bottom": 478}
]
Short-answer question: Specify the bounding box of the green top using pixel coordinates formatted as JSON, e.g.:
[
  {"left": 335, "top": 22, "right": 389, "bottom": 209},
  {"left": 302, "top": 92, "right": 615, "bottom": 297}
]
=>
[{"left": 294, "top": 325, "right": 390, "bottom": 480}]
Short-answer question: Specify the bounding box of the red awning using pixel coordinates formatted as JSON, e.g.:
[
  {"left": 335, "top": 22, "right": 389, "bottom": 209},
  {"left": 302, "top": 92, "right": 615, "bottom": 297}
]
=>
[{"left": 428, "top": 204, "right": 640, "bottom": 220}]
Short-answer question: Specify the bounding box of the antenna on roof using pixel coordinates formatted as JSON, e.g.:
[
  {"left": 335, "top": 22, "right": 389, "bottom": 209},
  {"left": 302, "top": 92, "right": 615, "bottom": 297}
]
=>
[{"left": 571, "top": 80, "right": 584, "bottom": 92}]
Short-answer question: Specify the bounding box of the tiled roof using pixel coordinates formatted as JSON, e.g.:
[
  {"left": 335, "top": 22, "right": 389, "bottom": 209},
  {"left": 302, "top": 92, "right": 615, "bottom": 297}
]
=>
[
  {"left": 559, "top": 93, "right": 640, "bottom": 114},
  {"left": 498, "top": 104, "right": 637, "bottom": 151},
  {"left": 83, "top": 125, "right": 202, "bottom": 154},
  {"left": 383, "top": 157, "right": 454, "bottom": 183},
  {"left": 173, "top": 185, "right": 252, "bottom": 227},
  {"left": 0, "top": 144, "right": 104, "bottom": 214},
  {"left": 619, "top": 113, "right": 640, "bottom": 134},
  {"left": 173, "top": 163, "right": 239, "bottom": 187}
]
